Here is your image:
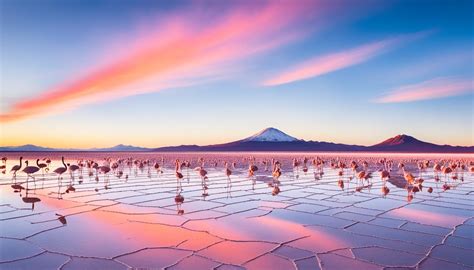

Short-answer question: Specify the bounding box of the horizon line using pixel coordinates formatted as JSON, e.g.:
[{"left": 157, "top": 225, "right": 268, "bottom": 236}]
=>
[{"left": 1, "top": 131, "right": 473, "bottom": 149}]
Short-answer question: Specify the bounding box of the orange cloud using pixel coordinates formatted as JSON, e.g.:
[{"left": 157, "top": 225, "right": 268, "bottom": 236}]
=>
[
  {"left": 1, "top": 2, "right": 318, "bottom": 123},
  {"left": 374, "top": 77, "right": 473, "bottom": 103},
  {"left": 262, "top": 32, "right": 429, "bottom": 86}
]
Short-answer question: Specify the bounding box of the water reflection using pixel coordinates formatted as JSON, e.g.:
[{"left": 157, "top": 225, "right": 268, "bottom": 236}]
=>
[
  {"left": 10, "top": 178, "right": 42, "bottom": 210},
  {"left": 11, "top": 183, "right": 25, "bottom": 193},
  {"left": 270, "top": 180, "right": 280, "bottom": 196},
  {"left": 56, "top": 213, "right": 67, "bottom": 225},
  {"left": 21, "top": 196, "right": 41, "bottom": 210},
  {"left": 174, "top": 191, "right": 185, "bottom": 215}
]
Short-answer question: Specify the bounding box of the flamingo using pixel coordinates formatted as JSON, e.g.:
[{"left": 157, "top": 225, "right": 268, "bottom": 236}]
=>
[
  {"left": 53, "top": 157, "right": 68, "bottom": 177},
  {"left": 69, "top": 163, "right": 80, "bottom": 184},
  {"left": 222, "top": 162, "right": 233, "bottom": 196},
  {"left": 77, "top": 160, "right": 85, "bottom": 180},
  {"left": 354, "top": 169, "right": 372, "bottom": 192},
  {"left": 433, "top": 163, "right": 442, "bottom": 181},
  {"left": 198, "top": 166, "right": 207, "bottom": 181},
  {"left": 225, "top": 162, "right": 232, "bottom": 178},
  {"left": 262, "top": 160, "right": 269, "bottom": 172},
  {"left": 53, "top": 157, "right": 68, "bottom": 198},
  {"left": 175, "top": 160, "right": 184, "bottom": 191},
  {"left": 248, "top": 159, "right": 258, "bottom": 177},
  {"left": 351, "top": 161, "right": 359, "bottom": 176},
  {"left": 22, "top": 160, "right": 40, "bottom": 187},
  {"left": 184, "top": 160, "right": 191, "bottom": 178},
  {"left": 337, "top": 179, "right": 344, "bottom": 190},
  {"left": 272, "top": 161, "right": 282, "bottom": 180},
  {"left": 442, "top": 166, "right": 453, "bottom": 183},
  {"left": 194, "top": 159, "right": 209, "bottom": 194},
  {"left": 417, "top": 161, "right": 424, "bottom": 179},
  {"left": 99, "top": 164, "right": 111, "bottom": 188},
  {"left": 92, "top": 162, "right": 100, "bottom": 181},
  {"left": 154, "top": 161, "right": 163, "bottom": 176},
  {"left": 402, "top": 167, "right": 415, "bottom": 186},
  {"left": 293, "top": 158, "right": 300, "bottom": 178},
  {"left": 362, "top": 160, "right": 369, "bottom": 171},
  {"left": 10, "top": 157, "right": 23, "bottom": 180},
  {"left": 0, "top": 157, "right": 7, "bottom": 173},
  {"left": 224, "top": 162, "right": 232, "bottom": 189},
  {"left": 338, "top": 161, "right": 346, "bottom": 177},
  {"left": 194, "top": 158, "right": 208, "bottom": 186},
  {"left": 36, "top": 159, "right": 47, "bottom": 177},
  {"left": 356, "top": 170, "right": 367, "bottom": 183},
  {"left": 380, "top": 170, "right": 390, "bottom": 182},
  {"left": 45, "top": 158, "right": 51, "bottom": 171}
]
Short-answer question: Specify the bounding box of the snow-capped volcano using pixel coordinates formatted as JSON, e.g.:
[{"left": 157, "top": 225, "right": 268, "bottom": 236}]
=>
[{"left": 242, "top": 127, "right": 300, "bottom": 142}]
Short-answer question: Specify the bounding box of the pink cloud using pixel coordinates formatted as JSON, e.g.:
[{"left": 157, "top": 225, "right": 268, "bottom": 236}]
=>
[
  {"left": 262, "top": 32, "right": 430, "bottom": 86},
  {"left": 1, "top": 2, "right": 319, "bottom": 123},
  {"left": 387, "top": 207, "right": 466, "bottom": 228},
  {"left": 374, "top": 77, "right": 473, "bottom": 103}
]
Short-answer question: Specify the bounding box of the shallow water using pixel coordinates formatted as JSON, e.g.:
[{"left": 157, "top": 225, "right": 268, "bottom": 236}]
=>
[{"left": 0, "top": 152, "right": 472, "bottom": 269}]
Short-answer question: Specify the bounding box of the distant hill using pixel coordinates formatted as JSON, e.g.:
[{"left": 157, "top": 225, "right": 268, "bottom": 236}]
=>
[
  {"left": 0, "top": 144, "right": 150, "bottom": 152},
  {"left": 1, "top": 128, "right": 472, "bottom": 153},
  {"left": 368, "top": 134, "right": 473, "bottom": 153},
  {"left": 0, "top": 144, "right": 59, "bottom": 152},
  {"left": 92, "top": 144, "right": 151, "bottom": 152}
]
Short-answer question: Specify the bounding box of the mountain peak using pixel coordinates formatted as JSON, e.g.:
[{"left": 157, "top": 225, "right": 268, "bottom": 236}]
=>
[
  {"left": 373, "top": 134, "right": 422, "bottom": 147},
  {"left": 242, "top": 127, "right": 300, "bottom": 142}
]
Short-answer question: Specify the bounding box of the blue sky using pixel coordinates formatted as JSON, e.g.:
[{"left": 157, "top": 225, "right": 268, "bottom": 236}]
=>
[{"left": 0, "top": 0, "right": 472, "bottom": 148}]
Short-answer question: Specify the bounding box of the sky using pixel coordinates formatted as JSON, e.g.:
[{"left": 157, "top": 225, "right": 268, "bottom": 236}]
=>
[{"left": 0, "top": 0, "right": 472, "bottom": 148}]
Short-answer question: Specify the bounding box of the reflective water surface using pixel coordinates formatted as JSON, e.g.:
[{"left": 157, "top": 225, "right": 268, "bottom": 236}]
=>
[{"left": 0, "top": 152, "right": 472, "bottom": 269}]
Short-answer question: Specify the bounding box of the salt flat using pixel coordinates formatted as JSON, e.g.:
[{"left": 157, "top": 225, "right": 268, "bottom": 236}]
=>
[{"left": 0, "top": 153, "right": 472, "bottom": 269}]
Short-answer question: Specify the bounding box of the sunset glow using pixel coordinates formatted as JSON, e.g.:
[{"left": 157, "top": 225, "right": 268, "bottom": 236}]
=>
[
  {"left": 0, "top": 0, "right": 472, "bottom": 147},
  {"left": 1, "top": 2, "right": 316, "bottom": 123},
  {"left": 374, "top": 77, "right": 473, "bottom": 103}
]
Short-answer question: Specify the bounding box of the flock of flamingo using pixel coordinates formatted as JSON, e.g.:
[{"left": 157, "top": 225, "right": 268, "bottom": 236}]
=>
[{"left": 1, "top": 155, "right": 473, "bottom": 210}]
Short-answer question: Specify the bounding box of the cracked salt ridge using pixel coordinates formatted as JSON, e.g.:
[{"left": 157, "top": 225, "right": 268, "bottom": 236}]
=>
[
  {"left": 0, "top": 156, "right": 472, "bottom": 269},
  {"left": 0, "top": 251, "right": 70, "bottom": 270},
  {"left": 0, "top": 238, "right": 44, "bottom": 263}
]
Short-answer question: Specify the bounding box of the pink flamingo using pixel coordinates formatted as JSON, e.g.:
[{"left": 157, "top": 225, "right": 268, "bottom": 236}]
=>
[
  {"left": 99, "top": 164, "right": 111, "bottom": 188},
  {"left": 36, "top": 159, "right": 47, "bottom": 177},
  {"left": 0, "top": 157, "right": 7, "bottom": 173},
  {"left": 10, "top": 157, "right": 23, "bottom": 181},
  {"left": 53, "top": 157, "right": 68, "bottom": 198},
  {"left": 175, "top": 160, "right": 184, "bottom": 191},
  {"left": 380, "top": 170, "right": 390, "bottom": 182},
  {"left": 225, "top": 162, "right": 232, "bottom": 188},
  {"left": 22, "top": 160, "right": 40, "bottom": 187}
]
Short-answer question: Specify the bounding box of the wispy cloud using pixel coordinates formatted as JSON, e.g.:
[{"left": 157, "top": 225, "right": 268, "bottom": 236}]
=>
[
  {"left": 1, "top": 2, "right": 320, "bottom": 123},
  {"left": 374, "top": 77, "right": 473, "bottom": 103},
  {"left": 262, "top": 32, "right": 429, "bottom": 86}
]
